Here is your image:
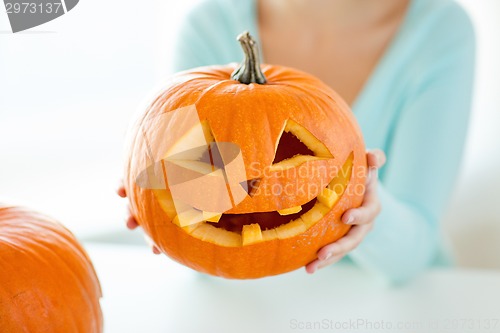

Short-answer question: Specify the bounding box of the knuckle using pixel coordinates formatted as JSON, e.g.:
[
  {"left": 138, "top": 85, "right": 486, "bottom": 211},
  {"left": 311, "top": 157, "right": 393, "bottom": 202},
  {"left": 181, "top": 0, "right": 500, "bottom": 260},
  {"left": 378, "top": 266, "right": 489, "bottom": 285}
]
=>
[
  {"left": 369, "top": 198, "right": 381, "bottom": 217},
  {"left": 336, "top": 240, "right": 350, "bottom": 253},
  {"left": 352, "top": 209, "right": 366, "bottom": 225},
  {"left": 342, "top": 239, "right": 358, "bottom": 253},
  {"left": 348, "top": 238, "right": 361, "bottom": 252}
]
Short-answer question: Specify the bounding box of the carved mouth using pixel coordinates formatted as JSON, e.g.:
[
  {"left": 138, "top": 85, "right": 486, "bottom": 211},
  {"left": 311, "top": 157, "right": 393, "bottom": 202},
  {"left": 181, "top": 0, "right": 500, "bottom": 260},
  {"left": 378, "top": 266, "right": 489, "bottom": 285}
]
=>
[
  {"left": 209, "top": 197, "right": 317, "bottom": 233},
  {"left": 157, "top": 154, "right": 353, "bottom": 247}
]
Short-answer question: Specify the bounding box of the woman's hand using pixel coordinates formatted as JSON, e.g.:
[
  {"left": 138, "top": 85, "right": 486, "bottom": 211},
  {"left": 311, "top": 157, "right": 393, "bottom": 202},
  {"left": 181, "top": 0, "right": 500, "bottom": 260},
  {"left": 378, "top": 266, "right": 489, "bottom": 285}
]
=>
[
  {"left": 117, "top": 185, "right": 161, "bottom": 255},
  {"left": 305, "top": 149, "right": 386, "bottom": 274}
]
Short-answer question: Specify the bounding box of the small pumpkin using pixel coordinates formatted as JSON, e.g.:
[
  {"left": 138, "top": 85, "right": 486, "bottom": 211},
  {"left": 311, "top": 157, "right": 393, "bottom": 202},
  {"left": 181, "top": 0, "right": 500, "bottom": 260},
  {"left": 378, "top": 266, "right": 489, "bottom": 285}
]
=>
[
  {"left": 0, "top": 206, "right": 103, "bottom": 332},
  {"left": 124, "top": 32, "right": 367, "bottom": 279}
]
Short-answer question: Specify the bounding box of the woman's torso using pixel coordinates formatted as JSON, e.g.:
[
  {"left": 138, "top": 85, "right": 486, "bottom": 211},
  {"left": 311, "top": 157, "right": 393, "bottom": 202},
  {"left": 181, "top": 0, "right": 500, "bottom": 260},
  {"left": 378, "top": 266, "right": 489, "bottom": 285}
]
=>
[{"left": 257, "top": 0, "right": 411, "bottom": 105}]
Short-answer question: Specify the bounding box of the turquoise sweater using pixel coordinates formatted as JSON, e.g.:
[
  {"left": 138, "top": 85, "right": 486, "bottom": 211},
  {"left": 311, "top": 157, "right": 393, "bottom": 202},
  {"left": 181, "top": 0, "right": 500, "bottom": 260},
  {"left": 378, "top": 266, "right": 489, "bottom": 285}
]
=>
[{"left": 169, "top": 0, "right": 476, "bottom": 283}]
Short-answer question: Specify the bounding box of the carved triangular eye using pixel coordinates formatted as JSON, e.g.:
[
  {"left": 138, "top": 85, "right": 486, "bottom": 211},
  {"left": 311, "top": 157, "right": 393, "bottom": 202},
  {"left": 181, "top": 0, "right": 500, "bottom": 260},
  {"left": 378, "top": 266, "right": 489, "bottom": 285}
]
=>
[
  {"left": 272, "top": 119, "right": 333, "bottom": 165},
  {"left": 273, "top": 131, "right": 314, "bottom": 164}
]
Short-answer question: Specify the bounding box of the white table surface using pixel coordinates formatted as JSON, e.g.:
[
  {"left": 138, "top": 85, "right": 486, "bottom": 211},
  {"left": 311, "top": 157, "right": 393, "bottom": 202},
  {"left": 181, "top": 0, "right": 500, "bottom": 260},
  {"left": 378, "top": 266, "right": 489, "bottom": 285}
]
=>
[{"left": 86, "top": 243, "right": 500, "bottom": 333}]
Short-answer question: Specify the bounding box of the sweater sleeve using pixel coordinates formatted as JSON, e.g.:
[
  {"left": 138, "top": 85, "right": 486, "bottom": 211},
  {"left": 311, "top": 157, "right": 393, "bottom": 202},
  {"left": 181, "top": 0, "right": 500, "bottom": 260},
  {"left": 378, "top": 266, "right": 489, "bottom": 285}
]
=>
[
  {"left": 169, "top": 3, "right": 222, "bottom": 73},
  {"left": 348, "top": 5, "right": 476, "bottom": 284}
]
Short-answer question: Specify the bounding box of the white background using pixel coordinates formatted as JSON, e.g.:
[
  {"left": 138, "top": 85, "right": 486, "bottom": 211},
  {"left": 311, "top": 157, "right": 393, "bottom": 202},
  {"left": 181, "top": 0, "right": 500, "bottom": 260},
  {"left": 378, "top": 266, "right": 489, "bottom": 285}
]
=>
[{"left": 0, "top": 0, "right": 499, "bottom": 268}]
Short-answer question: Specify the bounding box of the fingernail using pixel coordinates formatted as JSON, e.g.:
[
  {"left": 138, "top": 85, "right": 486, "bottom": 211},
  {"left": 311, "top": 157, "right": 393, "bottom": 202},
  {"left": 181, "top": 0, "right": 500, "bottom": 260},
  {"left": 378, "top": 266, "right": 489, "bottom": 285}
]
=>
[
  {"left": 345, "top": 215, "right": 354, "bottom": 225},
  {"left": 323, "top": 252, "right": 332, "bottom": 260}
]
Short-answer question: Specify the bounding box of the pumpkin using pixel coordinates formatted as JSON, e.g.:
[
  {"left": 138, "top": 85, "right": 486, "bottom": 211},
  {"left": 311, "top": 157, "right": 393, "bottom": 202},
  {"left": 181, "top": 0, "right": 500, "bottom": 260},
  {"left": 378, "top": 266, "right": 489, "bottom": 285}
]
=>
[
  {"left": 124, "top": 31, "right": 367, "bottom": 279},
  {"left": 0, "top": 206, "right": 103, "bottom": 332}
]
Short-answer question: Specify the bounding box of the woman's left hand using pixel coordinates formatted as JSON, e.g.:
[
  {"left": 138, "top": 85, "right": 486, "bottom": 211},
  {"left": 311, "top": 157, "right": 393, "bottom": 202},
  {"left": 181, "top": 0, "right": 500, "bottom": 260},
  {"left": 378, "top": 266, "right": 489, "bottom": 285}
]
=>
[
  {"left": 305, "top": 149, "right": 386, "bottom": 274},
  {"left": 117, "top": 184, "right": 162, "bottom": 255}
]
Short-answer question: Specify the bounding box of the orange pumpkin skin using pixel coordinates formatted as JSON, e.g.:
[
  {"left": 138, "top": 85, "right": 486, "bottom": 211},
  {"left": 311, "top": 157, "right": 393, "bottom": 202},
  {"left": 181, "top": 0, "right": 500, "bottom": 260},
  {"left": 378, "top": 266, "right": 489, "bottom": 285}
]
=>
[
  {"left": 124, "top": 34, "right": 366, "bottom": 279},
  {"left": 0, "top": 206, "right": 103, "bottom": 332}
]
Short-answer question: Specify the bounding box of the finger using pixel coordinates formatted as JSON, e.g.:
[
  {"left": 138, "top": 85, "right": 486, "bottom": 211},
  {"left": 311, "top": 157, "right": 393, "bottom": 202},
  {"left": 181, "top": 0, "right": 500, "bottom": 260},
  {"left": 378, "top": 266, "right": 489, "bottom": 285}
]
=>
[
  {"left": 305, "top": 253, "right": 344, "bottom": 274},
  {"left": 126, "top": 205, "right": 139, "bottom": 230},
  {"left": 152, "top": 246, "right": 161, "bottom": 255},
  {"left": 317, "top": 254, "right": 345, "bottom": 270},
  {"left": 342, "top": 169, "right": 380, "bottom": 225},
  {"left": 126, "top": 215, "right": 139, "bottom": 230},
  {"left": 317, "top": 224, "right": 372, "bottom": 260},
  {"left": 117, "top": 185, "right": 127, "bottom": 198},
  {"left": 144, "top": 234, "right": 161, "bottom": 255},
  {"left": 367, "top": 149, "right": 386, "bottom": 169},
  {"left": 305, "top": 260, "right": 318, "bottom": 274},
  {"left": 365, "top": 151, "right": 384, "bottom": 187}
]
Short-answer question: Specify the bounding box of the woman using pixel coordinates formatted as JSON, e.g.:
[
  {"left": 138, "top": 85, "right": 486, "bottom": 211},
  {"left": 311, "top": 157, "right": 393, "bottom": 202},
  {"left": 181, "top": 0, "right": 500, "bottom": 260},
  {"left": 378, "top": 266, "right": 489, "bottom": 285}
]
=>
[{"left": 119, "top": 0, "right": 475, "bottom": 283}]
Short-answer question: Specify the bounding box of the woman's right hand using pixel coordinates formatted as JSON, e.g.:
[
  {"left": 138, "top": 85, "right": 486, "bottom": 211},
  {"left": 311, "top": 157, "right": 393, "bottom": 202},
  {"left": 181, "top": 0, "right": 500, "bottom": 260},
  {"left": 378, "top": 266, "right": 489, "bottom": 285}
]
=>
[{"left": 117, "top": 184, "right": 161, "bottom": 255}]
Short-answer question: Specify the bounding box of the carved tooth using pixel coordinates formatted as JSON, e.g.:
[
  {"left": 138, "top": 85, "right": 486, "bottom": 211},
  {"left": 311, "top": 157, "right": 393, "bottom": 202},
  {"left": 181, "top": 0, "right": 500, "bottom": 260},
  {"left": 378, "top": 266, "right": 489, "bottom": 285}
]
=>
[
  {"left": 317, "top": 188, "right": 339, "bottom": 208},
  {"left": 172, "top": 208, "right": 204, "bottom": 227},
  {"left": 203, "top": 211, "right": 222, "bottom": 223},
  {"left": 242, "top": 223, "right": 263, "bottom": 246},
  {"left": 277, "top": 205, "right": 302, "bottom": 216},
  {"left": 276, "top": 219, "right": 307, "bottom": 239},
  {"left": 261, "top": 228, "right": 279, "bottom": 241},
  {"left": 300, "top": 202, "right": 331, "bottom": 227}
]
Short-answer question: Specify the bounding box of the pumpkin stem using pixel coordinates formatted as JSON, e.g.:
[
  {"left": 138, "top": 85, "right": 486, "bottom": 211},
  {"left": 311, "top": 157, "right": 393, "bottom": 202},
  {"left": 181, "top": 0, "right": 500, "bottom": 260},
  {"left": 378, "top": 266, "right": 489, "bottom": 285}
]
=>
[{"left": 231, "top": 31, "right": 267, "bottom": 84}]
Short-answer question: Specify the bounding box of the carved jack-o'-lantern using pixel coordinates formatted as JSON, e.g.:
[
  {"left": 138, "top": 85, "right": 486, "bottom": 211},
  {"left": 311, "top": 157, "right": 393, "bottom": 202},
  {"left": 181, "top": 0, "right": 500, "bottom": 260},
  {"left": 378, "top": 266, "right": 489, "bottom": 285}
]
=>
[{"left": 124, "top": 32, "right": 367, "bottom": 279}]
